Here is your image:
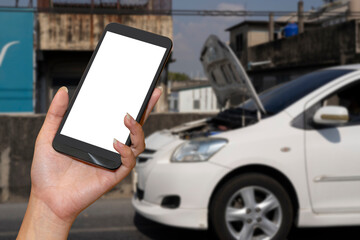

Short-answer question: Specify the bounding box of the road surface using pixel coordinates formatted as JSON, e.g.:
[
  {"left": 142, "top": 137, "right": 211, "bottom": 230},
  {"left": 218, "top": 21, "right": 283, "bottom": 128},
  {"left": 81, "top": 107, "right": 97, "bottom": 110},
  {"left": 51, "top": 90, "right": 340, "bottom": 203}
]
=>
[{"left": 0, "top": 198, "right": 358, "bottom": 239}]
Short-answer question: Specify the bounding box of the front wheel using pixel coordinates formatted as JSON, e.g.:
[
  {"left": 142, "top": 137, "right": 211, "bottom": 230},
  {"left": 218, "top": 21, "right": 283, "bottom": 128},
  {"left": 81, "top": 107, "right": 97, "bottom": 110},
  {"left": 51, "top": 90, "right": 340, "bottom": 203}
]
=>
[{"left": 210, "top": 173, "right": 293, "bottom": 240}]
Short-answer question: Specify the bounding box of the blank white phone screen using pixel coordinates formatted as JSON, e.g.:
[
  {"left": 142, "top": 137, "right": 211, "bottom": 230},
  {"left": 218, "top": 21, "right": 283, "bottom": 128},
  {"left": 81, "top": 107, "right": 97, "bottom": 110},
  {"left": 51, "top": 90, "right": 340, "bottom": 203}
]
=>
[{"left": 61, "top": 31, "right": 166, "bottom": 153}]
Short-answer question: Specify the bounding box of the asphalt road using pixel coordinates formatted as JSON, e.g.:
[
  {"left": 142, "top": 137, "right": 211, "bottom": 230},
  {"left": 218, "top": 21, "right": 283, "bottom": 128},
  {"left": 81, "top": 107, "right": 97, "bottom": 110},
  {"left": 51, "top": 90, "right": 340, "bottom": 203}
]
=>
[{"left": 0, "top": 198, "right": 359, "bottom": 240}]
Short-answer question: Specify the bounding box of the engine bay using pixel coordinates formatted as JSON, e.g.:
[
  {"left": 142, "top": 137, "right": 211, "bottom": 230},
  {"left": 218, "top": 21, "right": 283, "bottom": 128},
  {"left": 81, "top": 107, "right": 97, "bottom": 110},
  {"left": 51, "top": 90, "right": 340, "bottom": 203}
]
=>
[{"left": 175, "top": 107, "right": 259, "bottom": 140}]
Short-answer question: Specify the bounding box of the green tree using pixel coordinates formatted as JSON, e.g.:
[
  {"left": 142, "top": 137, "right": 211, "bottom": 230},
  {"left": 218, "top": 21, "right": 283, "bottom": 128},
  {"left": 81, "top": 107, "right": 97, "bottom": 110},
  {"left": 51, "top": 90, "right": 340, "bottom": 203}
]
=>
[{"left": 168, "top": 72, "right": 190, "bottom": 81}]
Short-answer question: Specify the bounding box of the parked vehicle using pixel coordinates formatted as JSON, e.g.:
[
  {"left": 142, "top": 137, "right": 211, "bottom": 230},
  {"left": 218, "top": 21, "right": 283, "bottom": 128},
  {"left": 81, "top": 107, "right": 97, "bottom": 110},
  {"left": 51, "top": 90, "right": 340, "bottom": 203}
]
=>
[{"left": 132, "top": 35, "right": 360, "bottom": 240}]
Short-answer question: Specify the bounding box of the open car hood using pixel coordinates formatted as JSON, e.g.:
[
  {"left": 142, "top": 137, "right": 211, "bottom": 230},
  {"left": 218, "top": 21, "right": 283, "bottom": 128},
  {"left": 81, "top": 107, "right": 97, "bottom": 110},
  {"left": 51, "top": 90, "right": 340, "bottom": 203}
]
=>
[{"left": 200, "top": 35, "right": 266, "bottom": 114}]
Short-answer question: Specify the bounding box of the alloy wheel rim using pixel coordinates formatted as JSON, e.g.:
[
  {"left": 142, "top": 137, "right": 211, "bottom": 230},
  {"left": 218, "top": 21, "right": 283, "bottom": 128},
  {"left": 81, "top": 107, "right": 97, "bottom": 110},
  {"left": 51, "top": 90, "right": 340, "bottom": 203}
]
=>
[{"left": 225, "top": 186, "right": 282, "bottom": 240}]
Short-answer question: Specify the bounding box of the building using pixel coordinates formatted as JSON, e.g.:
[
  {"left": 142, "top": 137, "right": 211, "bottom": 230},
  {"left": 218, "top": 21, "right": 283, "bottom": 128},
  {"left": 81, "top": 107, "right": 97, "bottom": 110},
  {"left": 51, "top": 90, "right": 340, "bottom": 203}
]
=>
[
  {"left": 168, "top": 79, "right": 220, "bottom": 113},
  {"left": 226, "top": 20, "right": 320, "bottom": 73},
  {"left": 305, "top": 0, "right": 360, "bottom": 26},
  {"left": 227, "top": 0, "right": 360, "bottom": 93},
  {"left": 0, "top": 0, "right": 172, "bottom": 113},
  {"left": 36, "top": 0, "right": 172, "bottom": 113}
]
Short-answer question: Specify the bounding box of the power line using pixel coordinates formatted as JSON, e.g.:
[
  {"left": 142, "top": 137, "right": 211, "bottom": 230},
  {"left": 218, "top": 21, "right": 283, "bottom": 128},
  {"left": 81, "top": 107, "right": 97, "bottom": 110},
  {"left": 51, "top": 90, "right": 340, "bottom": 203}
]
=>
[
  {"left": 2, "top": 7, "right": 360, "bottom": 17},
  {"left": 170, "top": 10, "right": 360, "bottom": 17}
]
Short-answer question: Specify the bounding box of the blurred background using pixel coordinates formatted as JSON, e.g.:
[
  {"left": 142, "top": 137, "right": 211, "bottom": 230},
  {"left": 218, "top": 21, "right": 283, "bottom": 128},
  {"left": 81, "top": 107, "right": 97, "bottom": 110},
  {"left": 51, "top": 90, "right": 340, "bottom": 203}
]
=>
[{"left": 1, "top": 0, "right": 360, "bottom": 239}]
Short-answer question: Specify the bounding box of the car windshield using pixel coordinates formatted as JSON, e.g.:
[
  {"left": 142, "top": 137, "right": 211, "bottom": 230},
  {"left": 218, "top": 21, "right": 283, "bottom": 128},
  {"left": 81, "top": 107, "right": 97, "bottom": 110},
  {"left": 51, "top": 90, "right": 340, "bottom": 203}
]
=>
[{"left": 242, "top": 69, "right": 354, "bottom": 115}]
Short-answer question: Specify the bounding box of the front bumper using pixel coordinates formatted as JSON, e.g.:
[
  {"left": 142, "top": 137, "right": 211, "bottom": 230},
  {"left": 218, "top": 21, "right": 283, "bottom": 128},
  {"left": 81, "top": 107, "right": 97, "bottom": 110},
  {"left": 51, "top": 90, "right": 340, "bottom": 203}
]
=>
[
  {"left": 132, "top": 197, "right": 208, "bottom": 229},
  {"left": 133, "top": 157, "right": 229, "bottom": 229}
]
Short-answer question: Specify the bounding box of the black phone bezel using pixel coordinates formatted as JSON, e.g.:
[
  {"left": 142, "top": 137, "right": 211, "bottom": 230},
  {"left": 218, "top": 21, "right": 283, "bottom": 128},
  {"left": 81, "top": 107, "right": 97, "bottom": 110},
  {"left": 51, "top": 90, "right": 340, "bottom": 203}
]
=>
[{"left": 52, "top": 23, "right": 172, "bottom": 170}]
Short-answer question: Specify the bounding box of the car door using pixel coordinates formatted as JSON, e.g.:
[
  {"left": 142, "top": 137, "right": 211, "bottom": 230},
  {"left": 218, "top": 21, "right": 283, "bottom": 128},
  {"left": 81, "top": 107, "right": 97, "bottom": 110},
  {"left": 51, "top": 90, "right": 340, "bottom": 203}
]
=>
[{"left": 305, "top": 78, "right": 360, "bottom": 213}]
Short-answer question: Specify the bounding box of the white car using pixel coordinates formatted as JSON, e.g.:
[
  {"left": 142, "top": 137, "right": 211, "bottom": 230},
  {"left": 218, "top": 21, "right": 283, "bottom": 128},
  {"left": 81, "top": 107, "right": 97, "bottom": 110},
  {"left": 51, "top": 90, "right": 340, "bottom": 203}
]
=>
[{"left": 132, "top": 35, "right": 360, "bottom": 240}]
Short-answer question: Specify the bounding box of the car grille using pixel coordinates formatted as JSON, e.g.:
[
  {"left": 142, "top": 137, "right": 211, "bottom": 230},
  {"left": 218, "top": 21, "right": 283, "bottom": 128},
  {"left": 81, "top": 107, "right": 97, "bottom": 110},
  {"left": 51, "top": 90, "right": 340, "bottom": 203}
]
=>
[
  {"left": 143, "top": 148, "right": 156, "bottom": 154},
  {"left": 136, "top": 148, "right": 156, "bottom": 164},
  {"left": 137, "top": 156, "right": 149, "bottom": 163},
  {"left": 136, "top": 184, "right": 144, "bottom": 200}
]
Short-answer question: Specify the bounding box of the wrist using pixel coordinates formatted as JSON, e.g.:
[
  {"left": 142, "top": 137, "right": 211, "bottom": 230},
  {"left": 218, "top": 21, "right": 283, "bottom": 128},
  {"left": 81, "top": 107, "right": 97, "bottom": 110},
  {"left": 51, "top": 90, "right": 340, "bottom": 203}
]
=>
[{"left": 17, "top": 192, "right": 74, "bottom": 240}]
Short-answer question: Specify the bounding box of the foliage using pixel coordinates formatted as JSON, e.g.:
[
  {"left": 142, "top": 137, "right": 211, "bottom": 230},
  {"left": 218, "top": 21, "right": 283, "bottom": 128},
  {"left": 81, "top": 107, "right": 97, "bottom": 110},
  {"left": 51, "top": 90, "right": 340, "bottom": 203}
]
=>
[{"left": 168, "top": 72, "right": 190, "bottom": 81}]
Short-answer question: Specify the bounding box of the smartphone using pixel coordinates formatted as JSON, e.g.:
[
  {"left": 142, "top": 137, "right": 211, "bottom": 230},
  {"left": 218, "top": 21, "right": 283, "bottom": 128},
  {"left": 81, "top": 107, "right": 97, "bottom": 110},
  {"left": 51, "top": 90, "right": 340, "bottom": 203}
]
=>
[{"left": 52, "top": 23, "right": 172, "bottom": 170}]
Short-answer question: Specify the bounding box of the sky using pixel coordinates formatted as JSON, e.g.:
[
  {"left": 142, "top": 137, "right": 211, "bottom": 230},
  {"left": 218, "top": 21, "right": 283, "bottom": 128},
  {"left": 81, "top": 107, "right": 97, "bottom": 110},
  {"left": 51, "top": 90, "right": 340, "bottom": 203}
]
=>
[{"left": 170, "top": 0, "right": 325, "bottom": 78}]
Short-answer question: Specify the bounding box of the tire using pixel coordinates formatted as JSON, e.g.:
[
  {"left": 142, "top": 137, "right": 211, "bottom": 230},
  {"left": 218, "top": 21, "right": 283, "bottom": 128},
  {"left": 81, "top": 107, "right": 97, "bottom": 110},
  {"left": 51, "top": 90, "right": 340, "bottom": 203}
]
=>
[{"left": 210, "top": 173, "right": 293, "bottom": 240}]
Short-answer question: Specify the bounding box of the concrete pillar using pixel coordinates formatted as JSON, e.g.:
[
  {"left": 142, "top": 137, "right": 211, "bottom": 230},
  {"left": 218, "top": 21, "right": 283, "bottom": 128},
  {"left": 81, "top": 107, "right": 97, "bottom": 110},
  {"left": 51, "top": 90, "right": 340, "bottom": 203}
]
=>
[
  {"left": 154, "top": 67, "right": 169, "bottom": 113},
  {"left": 148, "top": 0, "right": 153, "bottom": 11},
  {"left": 298, "top": 0, "right": 304, "bottom": 34},
  {"left": 37, "top": 0, "right": 50, "bottom": 8},
  {"left": 117, "top": 0, "right": 120, "bottom": 10},
  {"left": 348, "top": 0, "right": 360, "bottom": 21},
  {"left": 269, "top": 12, "right": 274, "bottom": 42},
  {"left": 155, "top": 82, "right": 168, "bottom": 112}
]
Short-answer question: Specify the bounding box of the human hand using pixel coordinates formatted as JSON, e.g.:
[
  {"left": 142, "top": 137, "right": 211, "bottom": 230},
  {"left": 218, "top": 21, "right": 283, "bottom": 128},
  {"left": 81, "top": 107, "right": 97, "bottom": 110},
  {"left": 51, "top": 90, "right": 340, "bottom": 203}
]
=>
[{"left": 17, "top": 86, "right": 162, "bottom": 240}]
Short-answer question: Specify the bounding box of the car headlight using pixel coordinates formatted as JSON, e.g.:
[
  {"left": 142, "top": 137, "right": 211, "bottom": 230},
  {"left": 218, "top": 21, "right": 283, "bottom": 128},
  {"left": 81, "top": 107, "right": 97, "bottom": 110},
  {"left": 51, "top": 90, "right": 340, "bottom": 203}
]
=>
[{"left": 171, "top": 138, "right": 228, "bottom": 162}]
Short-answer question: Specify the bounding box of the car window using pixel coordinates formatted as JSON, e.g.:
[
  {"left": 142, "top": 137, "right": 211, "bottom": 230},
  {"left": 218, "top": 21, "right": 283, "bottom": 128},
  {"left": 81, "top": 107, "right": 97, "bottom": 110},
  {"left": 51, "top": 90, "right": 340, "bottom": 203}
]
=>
[
  {"left": 293, "top": 79, "right": 360, "bottom": 130},
  {"left": 242, "top": 69, "right": 354, "bottom": 115},
  {"left": 321, "top": 80, "right": 360, "bottom": 124}
]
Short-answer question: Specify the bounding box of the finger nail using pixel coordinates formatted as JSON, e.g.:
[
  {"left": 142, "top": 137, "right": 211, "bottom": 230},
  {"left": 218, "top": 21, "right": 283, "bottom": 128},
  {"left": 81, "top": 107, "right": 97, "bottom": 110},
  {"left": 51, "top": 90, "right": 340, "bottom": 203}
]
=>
[
  {"left": 113, "top": 138, "right": 124, "bottom": 148},
  {"left": 126, "top": 113, "right": 134, "bottom": 124},
  {"left": 157, "top": 86, "right": 163, "bottom": 92},
  {"left": 59, "top": 86, "right": 68, "bottom": 93}
]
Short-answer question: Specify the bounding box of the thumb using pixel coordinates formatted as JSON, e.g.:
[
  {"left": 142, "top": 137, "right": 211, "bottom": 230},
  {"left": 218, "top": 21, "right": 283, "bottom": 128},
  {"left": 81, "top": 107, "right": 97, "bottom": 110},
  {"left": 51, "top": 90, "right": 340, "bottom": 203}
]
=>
[{"left": 38, "top": 87, "right": 69, "bottom": 144}]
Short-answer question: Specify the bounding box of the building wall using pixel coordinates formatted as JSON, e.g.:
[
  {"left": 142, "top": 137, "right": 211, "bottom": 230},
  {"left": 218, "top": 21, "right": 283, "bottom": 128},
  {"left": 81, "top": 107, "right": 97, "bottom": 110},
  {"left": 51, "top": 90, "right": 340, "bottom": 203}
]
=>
[
  {"left": 178, "top": 87, "right": 219, "bottom": 113},
  {"left": 35, "top": 12, "right": 173, "bottom": 112},
  {"left": 229, "top": 25, "right": 271, "bottom": 52},
  {"left": 248, "top": 29, "right": 269, "bottom": 48},
  {"left": 37, "top": 13, "right": 173, "bottom": 50},
  {"left": 248, "top": 20, "right": 359, "bottom": 70},
  {"left": 229, "top": 25, "right": 247, "bottom": 50},
  {"left": 229, "top": 24, "right": 273, "bottom": 67},
  {"left": 244, "top": 20, "right": 360, "bottom": 93},
  {"left": 0, "top": 112, "right": 215, "bottom": 202}
]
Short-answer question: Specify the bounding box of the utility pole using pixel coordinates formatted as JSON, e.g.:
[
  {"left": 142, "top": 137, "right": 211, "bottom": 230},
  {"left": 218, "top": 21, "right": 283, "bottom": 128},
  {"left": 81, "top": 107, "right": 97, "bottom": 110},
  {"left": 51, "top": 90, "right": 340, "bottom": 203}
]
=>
[
  {"left": 117, "top": 0, "right": 120, "bottom": 11},
  {"left": 298, "top": 0, "right": 304, "bottom": 34},
  {"left": 268, "top": 12, "right": 274, "bottom": 41}
]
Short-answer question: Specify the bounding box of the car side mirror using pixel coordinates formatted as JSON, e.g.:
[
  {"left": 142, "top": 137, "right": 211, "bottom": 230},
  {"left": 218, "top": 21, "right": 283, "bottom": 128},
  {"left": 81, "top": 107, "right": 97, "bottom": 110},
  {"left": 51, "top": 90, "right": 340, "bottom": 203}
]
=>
[{"left": 313, "top": 106, "right": 349, "bottom": 125}]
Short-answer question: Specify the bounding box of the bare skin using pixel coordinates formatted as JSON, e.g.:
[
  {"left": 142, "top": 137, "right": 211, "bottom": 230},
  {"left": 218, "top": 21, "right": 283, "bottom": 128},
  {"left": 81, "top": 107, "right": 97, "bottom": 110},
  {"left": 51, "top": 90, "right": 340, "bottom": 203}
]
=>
[{"left": 17, "top": 86, "right": 162, "bottom": 240}]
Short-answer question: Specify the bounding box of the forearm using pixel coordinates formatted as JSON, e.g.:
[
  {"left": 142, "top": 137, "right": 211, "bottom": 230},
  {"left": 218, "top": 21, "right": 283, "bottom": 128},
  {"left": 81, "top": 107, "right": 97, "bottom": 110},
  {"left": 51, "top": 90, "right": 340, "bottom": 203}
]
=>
[{"left": 17, "top": 192, "right": 73, "bottom": 240}]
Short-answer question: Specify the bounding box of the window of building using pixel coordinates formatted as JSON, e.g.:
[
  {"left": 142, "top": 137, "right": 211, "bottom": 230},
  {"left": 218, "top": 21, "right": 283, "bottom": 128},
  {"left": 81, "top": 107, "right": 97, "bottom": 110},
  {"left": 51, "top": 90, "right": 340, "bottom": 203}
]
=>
[
  {"left": 274, "top": 32, "right": 279, "bottom": 41},
  {"left": 174, "top": 99, "right": 178, "bottom": 111},
  {"left": 235, "top": 33, "right": 243, "bottom": 53},
  {"left": 193, "top": 99, "right": 200, "bottom": 110}
]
